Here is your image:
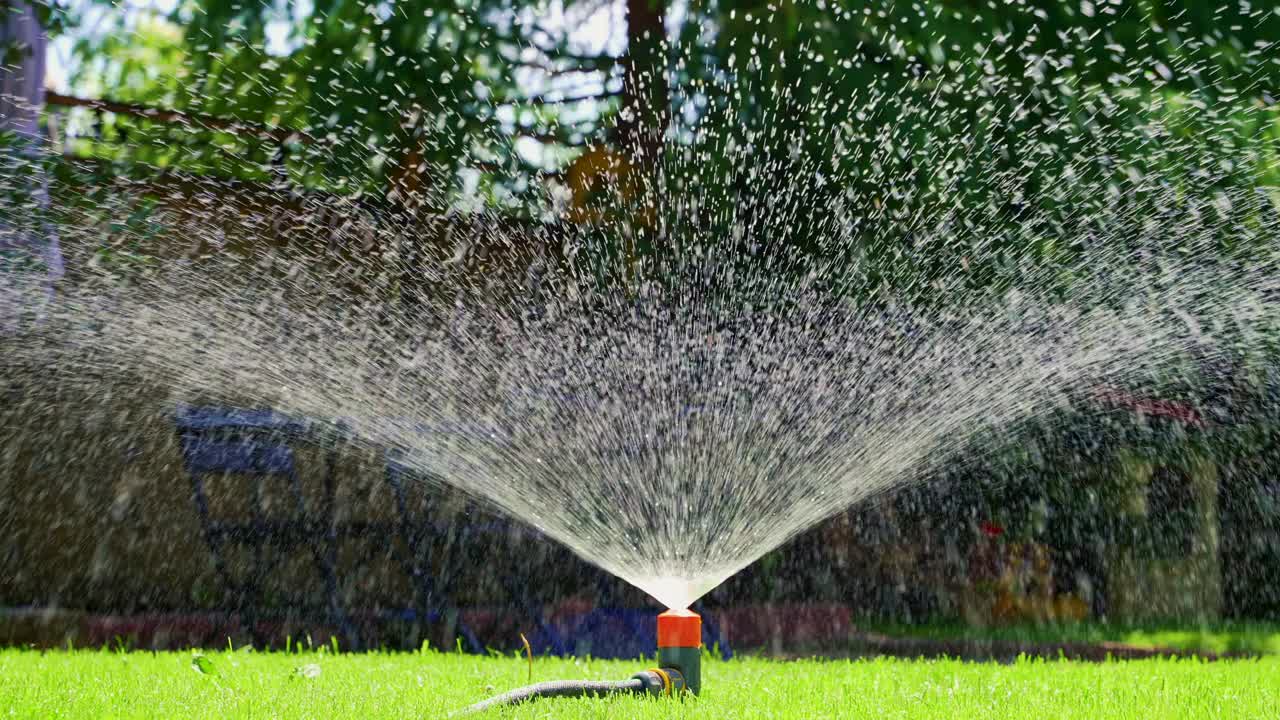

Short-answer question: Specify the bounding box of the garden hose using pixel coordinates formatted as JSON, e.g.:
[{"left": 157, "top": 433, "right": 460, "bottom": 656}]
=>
[{"left": 455, "top": 668, "right": 685, "bottom": 714}]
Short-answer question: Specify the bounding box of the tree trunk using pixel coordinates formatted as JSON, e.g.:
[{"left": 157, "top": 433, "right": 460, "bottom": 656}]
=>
[
  {"left": 1, "top": 0, "right": 61, "bottom": 333},
  {"left": 618, "top": 0, "right": 667, "bottom": 165}
]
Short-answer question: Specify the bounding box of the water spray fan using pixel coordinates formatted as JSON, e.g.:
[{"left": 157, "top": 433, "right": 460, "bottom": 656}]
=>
[{"left": 457, "top": 609, "right": 702, "bottom": 714}]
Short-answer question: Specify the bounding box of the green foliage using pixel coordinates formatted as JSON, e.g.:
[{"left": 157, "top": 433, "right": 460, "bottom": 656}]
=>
[
  {"left": 176, "top": 0, "right": 507, "bottom": 190},
  {"left": 668, "top": 1, "right": 1280, "bottom": 301},
  {"left": 57, "top": 0, "right": 624, "bottom": 205},
  {"left": 25, "top": 1, "right": 79, "bottom": 38},
  {"left": 45, "top": 0, "right": 1280, "bottom": 306}
]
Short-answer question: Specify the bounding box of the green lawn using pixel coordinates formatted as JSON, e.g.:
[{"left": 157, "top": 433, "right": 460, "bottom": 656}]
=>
[
  {"left": 860, "top": 620, "right": 1280, "bottom": 656},
  {"left": 3, "top": 648, "right": 1278, "bottom": 719}
]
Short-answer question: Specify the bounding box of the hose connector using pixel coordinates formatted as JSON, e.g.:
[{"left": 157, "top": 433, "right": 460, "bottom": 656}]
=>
[
  {"left": 656, "top": 609, "right": 701, "bottom": 695},
  {"left": 630, "top": 667, "right": 687, "bottom": 696}
]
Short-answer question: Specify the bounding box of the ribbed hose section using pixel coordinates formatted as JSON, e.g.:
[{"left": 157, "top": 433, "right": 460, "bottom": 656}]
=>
[{"left": 456, "top": 678, "right": 645, "bottom": 714}]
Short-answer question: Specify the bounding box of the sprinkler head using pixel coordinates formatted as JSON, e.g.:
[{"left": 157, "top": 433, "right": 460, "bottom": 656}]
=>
[{"left": 656, "top": 609, "right": 702, "bottom": 695}]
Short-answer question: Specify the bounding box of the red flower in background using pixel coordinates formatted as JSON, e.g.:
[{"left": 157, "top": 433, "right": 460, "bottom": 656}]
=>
[
  {"left": 1093, "top": 387, "right": 1204, "bottom": 427},
  {"left": 980, "top": 521, "right": 1005, "bottom": 537}
]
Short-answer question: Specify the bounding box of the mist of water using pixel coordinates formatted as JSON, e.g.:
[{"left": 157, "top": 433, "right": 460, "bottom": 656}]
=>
[{"left": 4, "top": 4, "right": 1280, "bottom": 610}]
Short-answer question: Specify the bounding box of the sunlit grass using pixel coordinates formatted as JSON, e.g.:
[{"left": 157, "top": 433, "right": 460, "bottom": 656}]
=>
[
  {"left": 3, "top": 647, "right": 1278, "bottom": 718},
  {"left": 863, "top": 619, "right": 1280, "bottom": 656}
]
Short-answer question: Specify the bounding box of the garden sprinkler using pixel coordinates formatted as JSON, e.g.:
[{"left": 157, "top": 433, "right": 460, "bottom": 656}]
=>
[
  {"left": 656, "top": 608, "right": 702, "bottom": 694},
  {"left": 455, "top": 609, "right": 703, "bottom": 714}
]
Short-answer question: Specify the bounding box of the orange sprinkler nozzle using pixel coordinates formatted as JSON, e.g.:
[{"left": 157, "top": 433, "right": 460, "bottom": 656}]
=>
[{"left": 657, "top": 609, "right": 702, "bottom": 648}]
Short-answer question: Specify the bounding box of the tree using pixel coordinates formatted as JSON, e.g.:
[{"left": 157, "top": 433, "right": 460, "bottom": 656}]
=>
[
  {"left": 618, "top": 0, "right": 666, "bottom": 163},
  {"left": 0, "top": 0, "right": 62, "bottom": 332}
]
